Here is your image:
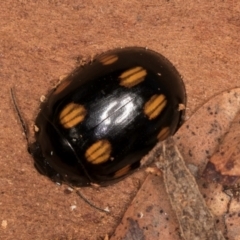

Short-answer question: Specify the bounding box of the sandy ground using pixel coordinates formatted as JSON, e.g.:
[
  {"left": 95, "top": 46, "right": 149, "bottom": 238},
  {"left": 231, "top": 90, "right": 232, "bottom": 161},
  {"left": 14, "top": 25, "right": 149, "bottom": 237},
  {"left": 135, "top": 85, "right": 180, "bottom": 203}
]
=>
[{"left": 0, "top": 1, "right": 239, "bottom": 239}]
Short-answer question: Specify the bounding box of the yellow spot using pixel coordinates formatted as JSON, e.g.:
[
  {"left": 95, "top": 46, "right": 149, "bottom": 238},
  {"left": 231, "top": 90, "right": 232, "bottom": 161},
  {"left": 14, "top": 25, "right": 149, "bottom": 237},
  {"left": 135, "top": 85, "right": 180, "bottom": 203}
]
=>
[
  {"left": 59, "top": 103, "right": 86, "bottom": 128},
  {"left": 157, "top": 127, "right": 170, "bottom": 141},
  {"left": 144, "top": 94, "right": 167, "bottom": 120},
  {"left": 54, "top": 78, "right": 71, "bottom": 95},
  {"left": 113, "top": 165, "right": 131, "bottom": 178},
  {"left": 119, "top": 66, "right": 147, "bottom": 88},
  {"left": 99, "top": 54, "right": 118, "bottom": 65},
  {"left": 85, "top": 140, "right": 111, "bottom": 164}
]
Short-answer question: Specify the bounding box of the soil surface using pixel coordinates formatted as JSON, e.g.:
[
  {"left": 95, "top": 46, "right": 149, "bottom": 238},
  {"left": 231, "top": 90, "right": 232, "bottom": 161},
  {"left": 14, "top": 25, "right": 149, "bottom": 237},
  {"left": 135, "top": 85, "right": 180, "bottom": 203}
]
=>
[{"left": 0, "top": 1, "right": 239, "bottom": 240}]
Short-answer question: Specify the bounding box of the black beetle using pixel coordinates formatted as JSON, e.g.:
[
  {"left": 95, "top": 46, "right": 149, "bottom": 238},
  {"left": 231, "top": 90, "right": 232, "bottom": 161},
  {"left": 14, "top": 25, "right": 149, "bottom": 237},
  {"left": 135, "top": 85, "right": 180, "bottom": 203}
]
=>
[{"left": 13, "top": 47, "right": 186, "bottom": 187}]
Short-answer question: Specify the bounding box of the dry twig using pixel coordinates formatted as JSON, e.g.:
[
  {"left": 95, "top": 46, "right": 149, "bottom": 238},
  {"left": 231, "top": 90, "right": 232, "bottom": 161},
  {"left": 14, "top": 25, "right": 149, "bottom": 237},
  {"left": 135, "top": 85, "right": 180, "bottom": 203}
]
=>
[{"left": 155, "top": 138, "right": 225, "bottom": 240}]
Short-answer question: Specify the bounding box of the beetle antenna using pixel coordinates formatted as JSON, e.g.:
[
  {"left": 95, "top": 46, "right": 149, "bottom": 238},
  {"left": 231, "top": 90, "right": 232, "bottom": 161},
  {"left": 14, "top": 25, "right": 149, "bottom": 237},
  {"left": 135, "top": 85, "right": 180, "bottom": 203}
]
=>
[
  {"left": 66, "top": 185, "right": 110, "bottom": 213},
  {"left": 10, "top": 88, "right": 30, "bottom": 145},
  {"left": 75, "top": 189, "right": 110, "bottom": 213}
]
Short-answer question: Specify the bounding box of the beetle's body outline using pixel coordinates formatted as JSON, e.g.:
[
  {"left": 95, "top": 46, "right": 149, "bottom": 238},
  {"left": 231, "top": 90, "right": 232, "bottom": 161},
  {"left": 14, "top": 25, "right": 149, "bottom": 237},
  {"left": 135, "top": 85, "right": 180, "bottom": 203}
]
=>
[{"left": 21, "top": 47, "right": 186, "bottom": 187}]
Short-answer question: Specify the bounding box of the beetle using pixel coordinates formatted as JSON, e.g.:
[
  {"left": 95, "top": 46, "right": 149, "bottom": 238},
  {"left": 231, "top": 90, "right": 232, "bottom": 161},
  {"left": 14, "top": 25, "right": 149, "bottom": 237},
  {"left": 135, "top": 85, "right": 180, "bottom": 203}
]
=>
[{"left": 14, "top": 47, "right": 186, "bottom": 187}]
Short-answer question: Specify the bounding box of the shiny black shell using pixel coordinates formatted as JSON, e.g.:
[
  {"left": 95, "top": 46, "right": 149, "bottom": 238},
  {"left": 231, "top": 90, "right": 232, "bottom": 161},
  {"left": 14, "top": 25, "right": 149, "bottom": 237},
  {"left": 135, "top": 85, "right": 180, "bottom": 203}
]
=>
[{"left": 31, "top": 47, "right": 186, "bottom": 186}]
